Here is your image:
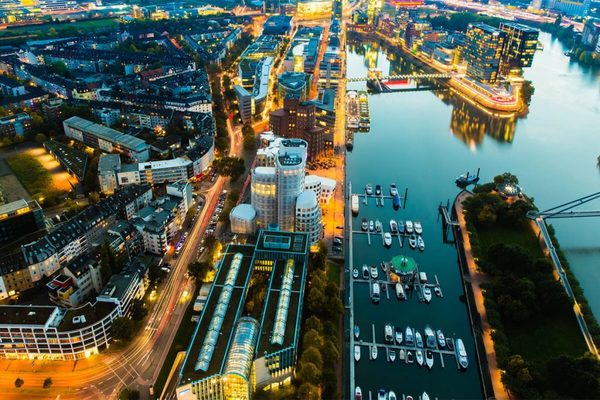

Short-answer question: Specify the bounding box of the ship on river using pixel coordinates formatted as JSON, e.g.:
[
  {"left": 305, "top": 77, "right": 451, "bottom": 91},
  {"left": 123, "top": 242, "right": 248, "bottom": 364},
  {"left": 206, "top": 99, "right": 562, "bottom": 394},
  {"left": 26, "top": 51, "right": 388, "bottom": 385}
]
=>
[
  {"left": 347, "top": 91, "right": 359, "bottom": 129},
  {"left": 358, "top": 91, "right": 370, "bottom": 131}
]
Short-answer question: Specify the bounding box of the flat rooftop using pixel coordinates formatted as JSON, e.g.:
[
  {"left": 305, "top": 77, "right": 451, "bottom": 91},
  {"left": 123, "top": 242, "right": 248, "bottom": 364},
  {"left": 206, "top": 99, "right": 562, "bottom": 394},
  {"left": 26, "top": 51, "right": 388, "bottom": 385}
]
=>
[
  {"left": 0, "top": 305, "right": 57, "bottom": 327},
  {"left": 179, "top": 245, "right": 255, "bottom": 384},
  {"left": 255, "top": 230, "right": 309, "bottom": 255}
]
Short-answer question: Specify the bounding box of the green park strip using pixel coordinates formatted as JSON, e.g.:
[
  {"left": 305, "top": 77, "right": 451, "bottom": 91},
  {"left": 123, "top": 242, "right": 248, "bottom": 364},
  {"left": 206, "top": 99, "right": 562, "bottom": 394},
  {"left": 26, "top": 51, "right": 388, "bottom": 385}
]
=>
[
  {"left": 0, "top": 18, "right": 119, "bottom": 41},
  {"left": 6, "top": 153, "right": 62, "bottom": 205},
  {"left": 462, "top": 175, "right": 599, "bottom": 398}
]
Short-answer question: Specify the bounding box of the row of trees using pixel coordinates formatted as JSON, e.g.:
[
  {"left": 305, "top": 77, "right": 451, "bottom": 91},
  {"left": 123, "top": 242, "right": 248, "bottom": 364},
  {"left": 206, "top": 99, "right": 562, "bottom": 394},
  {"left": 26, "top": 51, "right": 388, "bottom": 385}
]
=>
[
  {"left": 294, "top": 243, "right": 343, "bottom": 399},
  {"left": 213, "top": 157, "right": 246, "bottom": 182},
  {"left": 13, "top": 377, "right": 52, "bottom": 389}
]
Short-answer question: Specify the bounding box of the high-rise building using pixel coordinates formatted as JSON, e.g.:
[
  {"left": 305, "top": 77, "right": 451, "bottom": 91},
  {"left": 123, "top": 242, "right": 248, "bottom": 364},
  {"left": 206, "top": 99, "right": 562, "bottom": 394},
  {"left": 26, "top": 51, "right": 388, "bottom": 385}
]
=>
[
  {"left": 275, "top": 142, "right": 307, "bottom": 232},
  {"left": 295, "top": 190, "right": 323, "bottom": 244},
  {"left": 499, "top": 22, "right": 539, "bottom": 75},
  {"left": 38, "top": 0, "right": 77, "bottom": 12},
  {"left": 464, "top": 23, "right": 506, "bottom": 84},
  {"left": 367, "top": 0, "right": 383, "bottom": 25},
  {"left": 551, "top": 0, "right": 591, "bottom": 17},
  {"left": 581, "top": 18, "right": 600, "bottom": 48}
]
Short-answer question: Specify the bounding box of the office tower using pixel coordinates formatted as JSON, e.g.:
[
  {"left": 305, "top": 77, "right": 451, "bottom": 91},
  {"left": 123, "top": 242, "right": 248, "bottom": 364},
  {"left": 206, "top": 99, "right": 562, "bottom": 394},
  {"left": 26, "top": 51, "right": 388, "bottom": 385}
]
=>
[
  {"left": 500, "top": 22, "right": 539, "bottom": 74},
  {"left": 464, "top": 23, "right": 506, "bottom": 84}
]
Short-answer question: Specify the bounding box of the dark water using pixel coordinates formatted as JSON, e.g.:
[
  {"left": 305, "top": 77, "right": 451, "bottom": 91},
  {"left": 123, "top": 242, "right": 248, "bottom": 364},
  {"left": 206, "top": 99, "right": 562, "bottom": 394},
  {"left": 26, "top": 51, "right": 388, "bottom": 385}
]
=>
[{"left": 346, "top": 32, "right": 600, "bottom": 399}]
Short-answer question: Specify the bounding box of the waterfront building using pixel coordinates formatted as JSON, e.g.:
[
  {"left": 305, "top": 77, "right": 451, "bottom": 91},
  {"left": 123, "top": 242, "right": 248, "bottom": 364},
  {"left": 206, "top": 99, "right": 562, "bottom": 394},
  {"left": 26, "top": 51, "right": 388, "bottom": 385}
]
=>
[
  {"left": 230, "top": 204, "right": 257, "bottom": 235},
  {"left": 269, "top": 98, "right": 326, "bottom": 160},
  {"left": 499, "top": 22, "right": 539, "bottom": 75},
  {"left": 296, "top": 0, "right": 333, "bottom": 18},
  {"left": 464, "top": 23, "right": 506, "bottom": 84},
  {"left": 284, "top": 26, "right": 323, "bottom": 74},
  {"left": 63, "top": 116, "right": 150, "bottom": 162},
  {"left": 304, "top": 174, "right": 337, "bottom": 204},
  {"left": 38, "top": 0, "right": 77, "bottom": 12},
  {"left": 551, "top": 0, "right": 591, "bottom": 17},
  {"left": 176, "top": 230, "right": 309, "bottom": 399},
  {"left": 277, "top": 71, "right": 312, "bottom": 101},
  {"left": 0, "top": 199, "right": 45, "bottom": 247},
  {"left": 581, "top": 18, "right": 600, "bottom": 48},
  {"left": 367, "top": 0, "right": 383, "bottom": 26}
]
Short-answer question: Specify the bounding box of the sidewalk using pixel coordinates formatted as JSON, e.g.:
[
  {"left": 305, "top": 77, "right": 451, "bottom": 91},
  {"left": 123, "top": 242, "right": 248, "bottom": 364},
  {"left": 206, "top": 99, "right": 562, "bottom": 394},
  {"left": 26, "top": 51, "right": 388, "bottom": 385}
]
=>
[{"left": 455, "top": 191, "right": 509, "bottom": 400}]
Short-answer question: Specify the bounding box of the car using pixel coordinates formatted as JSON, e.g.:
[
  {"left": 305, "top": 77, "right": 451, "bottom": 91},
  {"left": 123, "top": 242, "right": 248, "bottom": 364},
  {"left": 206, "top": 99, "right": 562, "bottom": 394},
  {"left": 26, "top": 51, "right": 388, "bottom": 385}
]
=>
[
  {"left": 334, "top": 236, "right": 344, "bottom": 241},
  {"left": 336, "top": 225, "right": 344, "bottom": 229},
  {"left": 333, "top": 238, "right": 343, "bottom": 245},
  {"left": 161, "top": 266, "right": 171, "bottom": 273}
]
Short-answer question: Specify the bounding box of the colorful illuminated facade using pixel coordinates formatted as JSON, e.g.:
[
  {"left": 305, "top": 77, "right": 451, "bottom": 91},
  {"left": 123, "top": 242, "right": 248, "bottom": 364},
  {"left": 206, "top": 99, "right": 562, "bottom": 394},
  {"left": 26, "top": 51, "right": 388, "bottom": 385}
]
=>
[{"left": 464, "top": 23, "right": 506, "bottom": 84}]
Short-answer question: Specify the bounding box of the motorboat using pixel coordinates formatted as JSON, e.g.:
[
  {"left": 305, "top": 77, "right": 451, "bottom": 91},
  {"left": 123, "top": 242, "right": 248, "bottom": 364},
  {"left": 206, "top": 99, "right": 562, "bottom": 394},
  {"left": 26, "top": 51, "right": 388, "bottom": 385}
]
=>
[
  {"left": 405, "top": 220, "right": 414, "bottom": 234},
  {"left": 397, "top": 220, "right": 405, "bottom": 234},
  {"left": 446, "top": 338, "right": 455, "bottom": 351},
  {"left": 354, "top": 345, "right": 361, "bottom": 362},
  {"left": 384, "top": 324, "right": 393, "bottom": 343},
  {"left": 366, "top": 184, "right": 373, "bottom": 195},
  {"left": 354, "top": 325, "right": 360, "bottom": 339},
  {"left": 415, "top": 331, "right": 423, "bottom": 348},
  {"left": 361, "top": 218, "right": 368, "bottom": 231},
  {"left": 399, "top": 349, "right": 405, "bottom": 360},
  {"left": 380, "top": 282, "right": 387, "bottom": 292},
  {"left": 375, "top": 185, "right": 382, "bottom": 196},
  {"left": 417, "top": 236, "right": 425, "bottom": 251},
  {"left": 434, "top": 286, "right": 442, "bottom": 297},
  {"left": 414, "top": 221, "right": 422, "bottom": 235},
  {"left": 371, "top": 345, "right": 378, "bottom": 360},
  {"left": 394, "top": 326, "right": 403, "bottom": 344},
  {"left": 389, "top": 219, "right": 398, "bottom": 233},
  {"left": 362, "top": 265, "right": 369, "bottom": 279},
  {"left": 406, "top": 396, "right": 413, "bottom": 400},
  {"left": 388, "top": 349, "right": 396, "bottom": 363},
  {"left": 352, "top": 268, "right": 359, "bottom": 279},
  {"left": 372, "top": 282, "right": 380, "bottom": 303},
  {"left": 370, "top": 265, "right": 379, "bottom": 279},
  {"left": 406, "top": 351, "right": 414, "bottom": 363},
  {"left": 405, "top": 326, "right": 414, "bottom": 345},
  {"left": 456, "top": 338, "right": 468, "bottom": 369},
  {"left": 424, "top": 326, "right": 436, "bottom": 348},
  {"left": 393, "top": 194, "right": 400, "bottom": 209},
  {"left": 369, "top": 220, "right": 375, "bottom": 232},
  {"left": 381, "top": 262, "right": 388, "bottom": 272},
  {"left": 375, "top": 220, "right": 382, "bottom": 232},
  {"left": 456, "top": 171, "right": 480, "bottom": 187},
  {"left": 395, "top": 282, "right": 406, "bottom": 300},
  {"left": 425, "top": 350, "right": 434, "bottom": 370},
  {"left": 422, "top": 392, "right": 430, "bottom": 400},
  {"left": 383, "top": 232, "right": 392, "bottom": 247},
  {"left": 377, "top": 389, "right": 386, "bottom": 400},
  {"left": 351, "top": 195, "right": 359, "bottom": 215},
  {"left": 355, "top": 386, "right": 362, "bottom": 400},
  {"left": 390, "top": 184, "right": 399, "bottom": 196},
  {"left": 419, "top": 272, "right": 428, "bottom": 283},
  {"left": 416, "top": 350, "right": 424, "bottom": 366},
  {"left": 423, "top": 287, "right": 432, "bottom": 303},
  {"left": 389, "top": 391, "right": 397, "bottom": 400},
  {"left": 437, "top": 330, "right": 446, "bottom": 348},
  {"left": 408, "top": 234, "right": 417, "bottom": 249}
]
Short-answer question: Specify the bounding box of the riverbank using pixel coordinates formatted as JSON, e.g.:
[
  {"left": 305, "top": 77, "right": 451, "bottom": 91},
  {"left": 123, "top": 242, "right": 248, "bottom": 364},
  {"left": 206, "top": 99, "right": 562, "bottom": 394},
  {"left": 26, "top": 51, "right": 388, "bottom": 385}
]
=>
[
  {"left": 455, "top": 181, "right": 600, "bottom": 398},
  {"left": 348, "top": 29, "right": 524, "bottom": 114}
]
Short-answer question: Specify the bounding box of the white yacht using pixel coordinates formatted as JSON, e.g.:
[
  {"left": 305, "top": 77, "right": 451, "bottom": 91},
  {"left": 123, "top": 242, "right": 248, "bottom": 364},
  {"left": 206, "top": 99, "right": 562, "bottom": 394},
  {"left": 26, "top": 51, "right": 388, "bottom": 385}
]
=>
[
  {"left": 355, "top": 387, "right": 362, "bottom": 400},
  {"left": 389, "top": 219, "right": 398, "bottom": 233},
  {"left": 388, "top": 349, "right": 396, "bottom": 363},
  {"left": 383, "top": 232, "right": 392, "bottom": 247},
  {"left": 366, "top": 184, "right": 373, "bottom": 195},
  {"left": 389, "top": 391, "right": 397, "bottom": 400},
  {"left": 414, "top": 221, "right": 423, "bottom": 234},
  {"left": 369, "top": 220, "right": 375, "bottom": 231},
  {"left": 416, "top": 349, "right": 424, "bottom": 366},
  {"left": 352, "top": 268, "right": 359, "bottom": 279},
  {"left": 424, "top": 326, "right": 436, "bottom": 348},
  {"left": 375, "top": 219, "right": 382, "bottom": 232},
  {"left": 405, "top": 326, "right": 414, "bottom": 345},
  {"left": 456, "top": 339, "right": 468, "bottom": 369},
  {"left": 399, "top": 349, "right": 405, "bottom": 360},
  {"left": 384, "top": 324, "right": 393, "bottom": 343},
  {"left": 415, "top": 331, "right": 423, "bottom": 348},
  {"left": 371, "top": 345, "right": 378, "bottom": 360},
  {"left": 408, "top": 234, "right": 417, "bottom": 249},
  {"left": 437, "top": 330, "right": 446, "bottom": 348},
  {"left": 395, "top": 282, "right": 406, "bottom": 300},
  {"left": 390, "top": 184, "right": 399, "bottom": 196},
  {"left": 394, "top": 326, "right": 403, "bottom": 344},
  {"left": 361, "top": 218, "right": 368, "bottom": 231},
  {"left": 354, "top": 345, "right": 361, "bottom": 362},
  {"left": 372, "top": 282, "right": 380, "bottom": 303},
  {"left": 362, "top": 264, "right": 369, "bottom": 279},
  {"left": 377, "top": 389, "right": 386, "bottom": 400},
  {"left": 422, "top": 392, "right": 430, "bottom": 400},
  {"left": 370, "top": 265, "right": 378, "bottom": 279},
  {"left": 405, "top": 220, "right": 414, "bottom": 233},
  {"left": 425, "top": 350, "right": 434, "bottom": 370},
  {"left": 423, "top": 287, "right": 432, "bottom": 303},
  {"left": 417, "top": 236, "right": 425, "bottom": 251}
]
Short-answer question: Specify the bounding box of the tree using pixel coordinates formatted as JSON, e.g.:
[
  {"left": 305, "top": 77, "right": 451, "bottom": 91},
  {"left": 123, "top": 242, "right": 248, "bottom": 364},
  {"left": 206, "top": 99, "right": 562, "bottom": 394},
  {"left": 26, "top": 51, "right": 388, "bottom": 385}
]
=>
[
  {"left": 88, "top": 192, "right": 100, "bottom": 204},
  {"left": 100, "top": 240, "right": 119, "bottom": 280},
  {"left": 321, "top": 338, "right": 340, "bottom": 366},
  {"left": 119, "top": 388, "right": 141, "bottom": 400},
  {"left": 214, "top": 157, "right": 246, "bottom": 182},
  {"left": 300, "top": 346, "right": 323, "bottom": 369},
  {"left": 302, "top": 329, "right": 323, "bottom": 350},
  {"left": 130, "top": 299, "right": 147, "bottom": 321},
  {"left": 297, "top": 361, "right": 321, "bottom": 385},
  {"left": 43, "top": 377, "right": 53, "bottom": 389},
  {"left": 14, "top": 377, "right": 24, "bottom": 388},
  {"left": 304, "top": 315, "right": 323, "bottom": 334},
  {"left": 111, "top": 317, "right": 134, "bottom": 342},
  {"left": 297, "top": 383, "right": 320, "bottom": 400},
  {"left": 188, "top": 261, "right": 210, "bottom": 282},
  {"left": 34, "top": 133, "right": 47, "bottom": 143}
]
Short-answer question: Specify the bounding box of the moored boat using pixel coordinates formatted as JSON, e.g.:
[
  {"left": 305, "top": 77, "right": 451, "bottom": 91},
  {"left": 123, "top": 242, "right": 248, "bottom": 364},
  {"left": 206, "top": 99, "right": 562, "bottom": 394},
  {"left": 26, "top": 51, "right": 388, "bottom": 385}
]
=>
[
  {"left": 455, "top": 171, "right": 480, "bottom": 187},
  {"left": 393, "top": 194, "right": 400, "bottom": 209},
  {"left": 365, "top": 184, "right": 373, "bottom": 195},
  {"left": 377, "top": 389, "right": 386, "bottom": 400},
  {"left": 405, "top": 220, "right": 414, "bottom": 233},
  {"left": 395, "top": 282, "right": 406, "bottom": 300},
  {"left": 390, "top": 183, "right": 398, "bottom": 196},
  {"left": 394, "top": 326, "right": 403, "bottom": 344},
  {"left": 369, "top": 220, "right": 374, "bottom": 232},
  {"left": 354, "top": 325, "right": 360, "bottom": 339},
  {"left": 384, "top": 324, "right": 393, "bottom": 343},
  {"left": 422, "top": 392, "right": 430, "bottom": 400},
  {"left": 423, "top": 287, "right": 432, "bottom": 303},
  {"left": 383, "top": 232, "right": 392, "bottom": 247},
  {"left": 389, "top": 219, "right": 398, "bottom": 233},
  {"left": 414, "top": 221, "right": 422, "bottom": 234},
  {"left": 375, "top": 219, "right": 382, "bottom": 232},
  {"left": 388, "top": 349, "right": 396, "bottom": 363},
  {"left": 355, "top": 386, "right": 362, "bottom": 400},
  {"left": 406, "top": 350, "right": 414, "bottom": 363},
  {"left": 354, "top": 345, "right": 361, "bottom": 362},
  {"left": 456, "top": 338, "right": 468, "bottom": 369},
  {"left": 388, "top": 390, "right": 397, "bottom": 400},
  {"left": 405, "top": 326, "right": 414, "bottom": 345},
  {"left": 425, "top": 350, "right": 434, "bottom": 370},
  {"left": 370, "top": 265, "right": 378, "bottom": 279},
  {"left": 446, "top": 337, "right": 455, "bottom": 351},
  {"left": 375, "top": 184, "right": 382, "bottom": 196},
  {"left": 417, "top": 235, "right": 425, "bottom": 251},
  {"left": 371, "top": 345, "right": 378, "bottom": 360},
  {"left": 408, "top": 234, "right": 417, "bottom": 249},
  {"left": 415, "top": 331, "right": 423, "bottom": 348},
  {"left": 437, "top": 330, "right": 446, "bottom": 348},
  {"left": 352, "top": 268, "right": 359, "bottom": 279},
  {"left": 397, "top": 220, "right": 405, "bottom": 233},
  {"left": 362, "top": 264, "right": 369, "bottom": 279},
  {"left": 424, "top": 326, "right": 436, "bottom": 348},
  {"left": 416, "top": 349, "right": 424, "bottom": 366},
  {"left": 372, "top": 282, "right": 380, "bottom": 303},
  {"left": 399, "top": 349, "right": 405, "bottom": 360},
  {"left": 361, "top": 218, "right": 368, "bottom": 231},
  {"left": 351, "top": 195, "right": 359, "bottom": 215}
]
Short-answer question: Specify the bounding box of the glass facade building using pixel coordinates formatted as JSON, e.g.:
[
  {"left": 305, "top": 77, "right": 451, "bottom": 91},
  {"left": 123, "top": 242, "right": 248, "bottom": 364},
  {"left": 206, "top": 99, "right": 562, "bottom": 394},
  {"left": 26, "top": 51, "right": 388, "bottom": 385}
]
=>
[
  {"left": 499, "top": 22, "right": 539, "bottom": 74},
  {"left": 464, "top": 23, "right": 506, "bottom": 84}
]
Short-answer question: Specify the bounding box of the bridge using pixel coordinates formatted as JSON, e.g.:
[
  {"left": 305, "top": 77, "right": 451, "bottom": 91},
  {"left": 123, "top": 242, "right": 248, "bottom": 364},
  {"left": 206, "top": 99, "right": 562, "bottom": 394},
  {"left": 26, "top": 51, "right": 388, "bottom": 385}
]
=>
[
  {"left": 527, "top": 191, "right": 600, "bottom": 358},
  {"left": 346, "top": 73, "right": 453, "bottom": 82}
]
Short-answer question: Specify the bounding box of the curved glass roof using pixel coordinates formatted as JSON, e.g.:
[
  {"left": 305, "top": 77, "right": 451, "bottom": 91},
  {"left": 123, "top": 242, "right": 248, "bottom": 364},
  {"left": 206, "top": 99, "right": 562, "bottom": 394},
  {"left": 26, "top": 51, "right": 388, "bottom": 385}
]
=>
[
  {"left": 195, "top": 253, "right": 244, "bottom": 371},
  {"left": 223, "top": 317, "right": 259, "bottom": 380},
  {"left": 271, "top": 259, "right": 295, "bottom": 345}
]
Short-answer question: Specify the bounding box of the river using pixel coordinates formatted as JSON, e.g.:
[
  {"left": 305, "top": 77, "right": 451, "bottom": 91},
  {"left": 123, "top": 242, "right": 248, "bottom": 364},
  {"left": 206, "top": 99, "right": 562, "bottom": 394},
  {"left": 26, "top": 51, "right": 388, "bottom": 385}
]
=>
[{"left": 345, "top": 32, "right": 600, "bottom": 399}]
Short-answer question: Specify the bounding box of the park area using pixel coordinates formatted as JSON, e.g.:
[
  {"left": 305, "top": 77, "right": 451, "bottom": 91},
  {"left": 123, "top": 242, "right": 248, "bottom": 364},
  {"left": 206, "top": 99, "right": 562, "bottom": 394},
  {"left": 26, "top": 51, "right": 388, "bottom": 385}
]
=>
[{"left": 5, "top": 147, "right": 76, "bottom": 206}]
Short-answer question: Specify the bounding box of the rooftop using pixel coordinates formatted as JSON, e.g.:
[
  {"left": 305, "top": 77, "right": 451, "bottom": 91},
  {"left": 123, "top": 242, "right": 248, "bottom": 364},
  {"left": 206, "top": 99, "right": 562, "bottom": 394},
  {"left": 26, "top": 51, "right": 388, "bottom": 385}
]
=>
[{"left": 64, "top": 116, "right": 149, "bottom": 153}]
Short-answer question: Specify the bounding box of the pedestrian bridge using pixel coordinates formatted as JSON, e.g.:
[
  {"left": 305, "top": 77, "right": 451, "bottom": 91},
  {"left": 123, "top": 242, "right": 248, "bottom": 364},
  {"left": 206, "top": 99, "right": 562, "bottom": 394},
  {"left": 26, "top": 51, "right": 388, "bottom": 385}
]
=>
[{"left": 346, "top": 73, "right": 453, "bottom": 82}]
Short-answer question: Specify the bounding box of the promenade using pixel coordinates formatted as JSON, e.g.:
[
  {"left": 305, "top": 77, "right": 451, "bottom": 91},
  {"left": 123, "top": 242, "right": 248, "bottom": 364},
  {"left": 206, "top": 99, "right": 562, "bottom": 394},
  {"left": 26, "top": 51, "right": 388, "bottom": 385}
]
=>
[{"left": 454, "top": 191, "right": 509, "bottom": 400}]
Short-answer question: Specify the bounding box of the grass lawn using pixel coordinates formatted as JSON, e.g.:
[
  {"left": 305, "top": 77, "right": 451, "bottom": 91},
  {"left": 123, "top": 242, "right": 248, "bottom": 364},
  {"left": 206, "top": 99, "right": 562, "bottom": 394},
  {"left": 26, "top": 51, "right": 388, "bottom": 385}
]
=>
[
  {"left": 153, "top": 297, "right": 196, "bottom": 398},
  {"left": 477, "top": 223, "right": 544, "bottom": 259},
  {"left": 0, "top": 18, "right": 118, "bottom": 40},
  {"left": 326, "top": 261, "right": 340, "bottom": 284},
  {"left": 6, "top": 153, "right": 62, "bottom": 205}
]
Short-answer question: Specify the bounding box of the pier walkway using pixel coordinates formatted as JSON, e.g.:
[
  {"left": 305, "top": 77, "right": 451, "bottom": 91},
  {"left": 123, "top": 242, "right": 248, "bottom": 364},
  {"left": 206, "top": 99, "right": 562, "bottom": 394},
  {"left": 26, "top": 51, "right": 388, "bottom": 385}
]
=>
[{"left": 347, "top": 73, "right": 453, "bottom": 82}]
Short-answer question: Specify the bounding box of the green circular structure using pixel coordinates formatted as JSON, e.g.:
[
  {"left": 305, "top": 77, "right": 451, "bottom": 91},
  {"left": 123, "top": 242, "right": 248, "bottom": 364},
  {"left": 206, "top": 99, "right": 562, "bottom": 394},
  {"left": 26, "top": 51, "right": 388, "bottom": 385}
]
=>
[{"left": 390, "top": 255, "right": 417, "bottom": 275}]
